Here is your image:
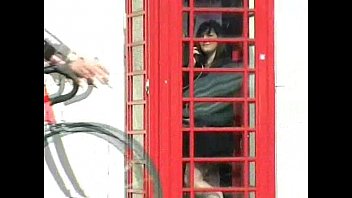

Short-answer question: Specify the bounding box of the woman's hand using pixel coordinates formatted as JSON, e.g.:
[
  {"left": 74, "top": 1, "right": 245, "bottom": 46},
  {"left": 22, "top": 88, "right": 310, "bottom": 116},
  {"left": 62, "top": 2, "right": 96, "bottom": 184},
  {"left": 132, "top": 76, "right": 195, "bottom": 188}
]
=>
[{"left": 193, "top": 46, "right": 201, "bottom": 65}]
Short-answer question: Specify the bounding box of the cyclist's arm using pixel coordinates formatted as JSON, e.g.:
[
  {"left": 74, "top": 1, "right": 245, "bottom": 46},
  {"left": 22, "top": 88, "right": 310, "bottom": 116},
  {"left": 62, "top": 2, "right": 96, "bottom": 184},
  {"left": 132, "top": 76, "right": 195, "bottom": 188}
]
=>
[{"left": 44, "top": 29, "right": 109, "bottom": 85}]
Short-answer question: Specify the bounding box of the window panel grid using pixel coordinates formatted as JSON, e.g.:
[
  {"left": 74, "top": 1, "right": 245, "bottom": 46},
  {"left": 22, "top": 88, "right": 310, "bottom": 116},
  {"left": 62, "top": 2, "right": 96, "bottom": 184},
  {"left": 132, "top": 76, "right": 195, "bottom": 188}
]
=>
[{"left": 183, "top": 1, "right": 258, "bottom": 197}]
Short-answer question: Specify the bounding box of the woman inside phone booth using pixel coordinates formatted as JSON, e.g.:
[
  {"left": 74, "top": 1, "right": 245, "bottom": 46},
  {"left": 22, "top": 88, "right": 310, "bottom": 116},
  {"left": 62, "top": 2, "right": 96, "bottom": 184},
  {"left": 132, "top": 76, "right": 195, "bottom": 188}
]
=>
[{"left": 183, "top": 20, "right": 243, "bottom": 198}]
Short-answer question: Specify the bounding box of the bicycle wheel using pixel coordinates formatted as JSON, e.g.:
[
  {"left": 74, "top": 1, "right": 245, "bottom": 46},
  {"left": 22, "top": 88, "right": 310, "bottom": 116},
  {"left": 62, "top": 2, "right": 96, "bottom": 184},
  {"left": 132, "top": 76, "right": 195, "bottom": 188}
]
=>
[{"left": 44, "top": 122, "right": 163, "bottom": 198}]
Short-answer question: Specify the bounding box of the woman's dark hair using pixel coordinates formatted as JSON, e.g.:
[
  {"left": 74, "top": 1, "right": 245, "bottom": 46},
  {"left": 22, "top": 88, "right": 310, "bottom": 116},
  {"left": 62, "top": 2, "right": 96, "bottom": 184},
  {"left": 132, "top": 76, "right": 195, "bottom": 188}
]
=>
[{"left": 195, "top": 20, "right": 229, "bottom": 67}]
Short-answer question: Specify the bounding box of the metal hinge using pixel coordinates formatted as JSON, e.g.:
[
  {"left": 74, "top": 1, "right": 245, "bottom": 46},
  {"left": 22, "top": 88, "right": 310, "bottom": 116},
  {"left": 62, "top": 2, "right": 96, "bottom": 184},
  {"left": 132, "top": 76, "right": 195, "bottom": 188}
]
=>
[{"left": 145, "top": 79, "right": 150, "bottom": 95}]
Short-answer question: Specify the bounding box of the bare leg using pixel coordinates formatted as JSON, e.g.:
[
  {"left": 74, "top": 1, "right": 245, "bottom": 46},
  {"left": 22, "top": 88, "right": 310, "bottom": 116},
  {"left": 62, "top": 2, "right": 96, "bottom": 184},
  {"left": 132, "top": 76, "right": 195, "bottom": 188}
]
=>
[{"left": 184, "top": 164, "right": 224, "bottom": 198}]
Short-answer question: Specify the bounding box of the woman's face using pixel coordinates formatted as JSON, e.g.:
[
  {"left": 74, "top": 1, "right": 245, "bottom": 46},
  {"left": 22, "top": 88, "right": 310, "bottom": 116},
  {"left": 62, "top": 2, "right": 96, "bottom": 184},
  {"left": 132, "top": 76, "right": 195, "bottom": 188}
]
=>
[{"left": 200, "top": 28, "right": 218, "bottom": 55}]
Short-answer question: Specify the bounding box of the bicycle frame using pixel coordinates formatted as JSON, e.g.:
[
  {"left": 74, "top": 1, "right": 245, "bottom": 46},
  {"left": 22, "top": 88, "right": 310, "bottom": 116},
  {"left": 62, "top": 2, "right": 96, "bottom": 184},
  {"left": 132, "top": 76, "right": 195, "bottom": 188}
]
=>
[
  {"left": 44, "top": 78, "right": 87, "bottom": 197},
  {"left": 44, "top": 65, "right": 163, "bottom": 198}
]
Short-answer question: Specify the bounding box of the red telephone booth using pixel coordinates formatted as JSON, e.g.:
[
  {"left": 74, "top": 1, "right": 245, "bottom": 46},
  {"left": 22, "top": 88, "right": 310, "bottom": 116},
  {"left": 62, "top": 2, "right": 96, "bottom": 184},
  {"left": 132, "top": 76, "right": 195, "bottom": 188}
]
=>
[{"left": 125, "top": 0, "right": 275, "bottom": 197}]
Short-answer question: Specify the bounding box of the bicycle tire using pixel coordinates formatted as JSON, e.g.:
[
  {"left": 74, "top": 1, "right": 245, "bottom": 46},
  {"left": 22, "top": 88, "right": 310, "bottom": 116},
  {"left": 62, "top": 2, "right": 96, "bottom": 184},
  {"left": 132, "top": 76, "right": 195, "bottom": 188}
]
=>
[{"left": 44, "top": 122, "right": 163, "bottom": 198}]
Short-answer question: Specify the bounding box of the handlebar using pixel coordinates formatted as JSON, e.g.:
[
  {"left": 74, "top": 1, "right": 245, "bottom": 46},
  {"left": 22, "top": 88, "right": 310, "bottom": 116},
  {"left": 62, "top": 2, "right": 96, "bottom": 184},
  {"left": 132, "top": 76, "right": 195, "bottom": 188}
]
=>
[
  {"left": 44, "top": 65, "right": 79, "bottom": 105},
  {"left": 48, "top": 74, "right": 66, "bottom": 99},
  {"left": 64, "top": 83, "right": 94, "bottom": 105},
  {"left": 47, "top": 73, "right": 95, "bottom": 105}
]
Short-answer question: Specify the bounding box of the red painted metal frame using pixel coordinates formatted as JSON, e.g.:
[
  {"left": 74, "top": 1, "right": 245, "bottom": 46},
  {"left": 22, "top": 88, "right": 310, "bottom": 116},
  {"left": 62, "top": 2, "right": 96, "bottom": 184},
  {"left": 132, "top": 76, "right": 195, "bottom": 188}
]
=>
[
  {"left": 44, "top": 86, "right": 57, "bottom": 125},
  {"left": 126, "top": 0, "right": 275, "bottom": 197},
  {"left": 152, "top": 0, "right": 183, "bottom": 197},
  {"left": 125, "top": 0, "right": 151, "bottom": 197},
  {"left": 255, "top": 0, "right": 275, "bottom": 197}
]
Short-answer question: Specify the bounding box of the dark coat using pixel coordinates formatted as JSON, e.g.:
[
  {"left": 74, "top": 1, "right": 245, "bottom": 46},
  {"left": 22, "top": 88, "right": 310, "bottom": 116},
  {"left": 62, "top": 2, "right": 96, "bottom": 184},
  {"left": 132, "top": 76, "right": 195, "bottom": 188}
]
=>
[{"left": 183, "top": 57, "right": 243, "bottom": 157}]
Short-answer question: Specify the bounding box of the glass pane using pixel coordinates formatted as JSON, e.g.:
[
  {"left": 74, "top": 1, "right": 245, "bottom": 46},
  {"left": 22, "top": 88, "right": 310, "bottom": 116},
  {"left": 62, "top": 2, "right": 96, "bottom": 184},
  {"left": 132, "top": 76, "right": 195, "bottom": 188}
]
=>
[
  {"left": 182, "top": 43, "right": 190, "bottom": 68},
  {"left": 249, "top": 103, "right": 255, "bottom": 128},
  {"left": 183, "top": 162, "right": 190, "bottom": 187},
  {"left": 234, "top": 133, "right": 244, "bottom": 156},
  {"left": 249, "top": 132, "right": 255, "bottom": 157},
  {"left": 186, "top": 42, "right": 243, "bottom": 68},
  {"left": 132, "top": 163, "right": 144, "bottom": 189},
  {"left": 234, "top": 103, "right": 245, "bottom": 128},
  {"left": 133, "top": 134, "right": 145, "bottom": 159},
  {"left": 183, "top": 12, "right": 189, "bottom": 37},
  {"left": 182, "top": 102, "right": 191, "bottom": 126},
  {"left": 194, "top": 13, "right": 243, "bottom": 38},
  {"left": 195, "top": 0, "right": 243, "bottom": 8},
  {"left": 249, "top": 44, "right": 255, "bottom": 68},
  {"left": 249, "top": 0, "right": 255, "bottom": 9},
  {"left": 133, "top": 105, "right": 144, "bottom": 130},
  {"left": 249, "top": 162, "right": 256, "bottom": 187},
  {"left": 249, "top": 191, "right": 256, "bottom": 198},
  {"left": 132, "top": 0, "right": 143, "bottom": 12},
  {"left": 132, "top": 16, "right": 144, "bottom": 42},
  {"left": 133, "top": 75, "right": 144, "bottom": 101},
  {"left": 183, "top": 192, "right": 190, "bottom": 198},
  {"left": 132, "top": 45, "right": 144, "bottom": 71},
  {"left": 249, "top": 14, "right": 255, "bottom": 39},
  {"left": 187, "top": 162, "right": 244, "bottom": 188},
  {"left": 195, "top": 0, "right": 222, "bottom": 7},
  {"left": 183, "top": 131, "right": 190, "bottom": 157},
  {"left": 193, "top": 132, "right": 242, "bottom": 157},
  {"left": 249, "top": 73, "right": 255, "bottom": 98},
  {"left": 187, "top": 72, "right": 243, "bottom": 98},
  {"left": 188, "top": 102, "right": 244, "bottom": 127},
  {"left": 223, "top": 192, "right": 245, "bottom": 198},
  {"left": 132, "top": 193, "right": 144, "bottom": 198}
]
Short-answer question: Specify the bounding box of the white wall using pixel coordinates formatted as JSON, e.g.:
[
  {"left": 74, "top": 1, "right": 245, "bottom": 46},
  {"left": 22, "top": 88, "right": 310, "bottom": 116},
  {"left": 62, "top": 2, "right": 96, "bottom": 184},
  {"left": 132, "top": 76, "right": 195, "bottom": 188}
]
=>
[
  {"left": 44, "top": 0, "right": 308, "bottom": 197},
  {"left": 275, "top": 0, "right": 308, "bottom": 198},
  {"left": 44, "top": 0, "right": 126, "bottom": 197}
]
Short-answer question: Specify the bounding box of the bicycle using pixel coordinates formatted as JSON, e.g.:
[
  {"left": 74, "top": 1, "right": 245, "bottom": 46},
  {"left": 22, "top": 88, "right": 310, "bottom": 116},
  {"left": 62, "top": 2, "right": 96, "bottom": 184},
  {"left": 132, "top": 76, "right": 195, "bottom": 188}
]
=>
[{"left": 44, "top": 65, "right": 163, "bottom": 198}]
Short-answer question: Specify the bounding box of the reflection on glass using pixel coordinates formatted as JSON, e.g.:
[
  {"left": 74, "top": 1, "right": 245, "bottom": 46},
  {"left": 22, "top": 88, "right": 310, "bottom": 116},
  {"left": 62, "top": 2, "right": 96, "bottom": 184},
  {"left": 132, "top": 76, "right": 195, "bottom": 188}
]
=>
[
  {"left": 249, "top": 73, "right": 255, "bottom": 98},
  {"left": 132, "top": 163, "right": 144, "bottom": 189},
  {"left": 133, "top": 105, "right": 144, "bottom": 130},
  {"left": 249, "top": 192, "right": 256, "bottom": 198},
  {"left": 249, "top": 44, "right": 255, "bottom": 68},
  {"left": 133, "top": 75, "right": 144, "bottom": 101},
  {"left": 249, "top": 103, "right": 255, "bottom": 128},
  {"left": 132, "top": 193, "right": 143, "bottom": 198},
  {"left": 132, "top": 0, "right": 143, "bottom": 12},
  {"left": 132, "top": 45, "right": 144, "bottom": 71},
  {"left": 194, "top": 13, "right": 243, "bottom": 38},
  {"left": 249, "top": 14, "right": 255, "bottom": 39},
  {"left": 132, "top": 16, "right": 143, "bottom": 42},
  {"left": 133, "top": 134, "right": 145, "bottom": 159},
  {"left": 249, "top": 0, "right": 255, "bottom": 9},
  {"left": 249, "top": 132, "right": 256, "bottom": 157},
  {"left": 249, "top": 162, "right": 256, "bottom": 187}
]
